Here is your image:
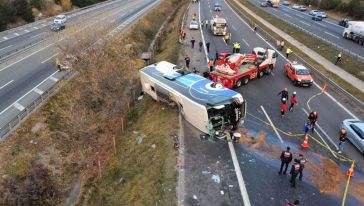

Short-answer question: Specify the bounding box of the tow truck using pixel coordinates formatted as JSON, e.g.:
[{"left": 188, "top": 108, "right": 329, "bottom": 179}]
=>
[{"left": 210, "top": 47, "right": 278, "bottom": 88}]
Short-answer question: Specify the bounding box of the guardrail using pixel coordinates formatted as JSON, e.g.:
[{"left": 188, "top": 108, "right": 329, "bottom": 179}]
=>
[
  {"left": 227, "top": 0, "right": 364, "bottom": 109},
  {"left": 251, "top": 3, "right": 364, "bottom": 63}
]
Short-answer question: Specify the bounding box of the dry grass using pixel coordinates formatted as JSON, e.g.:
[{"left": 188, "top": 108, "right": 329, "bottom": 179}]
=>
[
  {"left": 231, "top": 0, "right": 364, "bottom": 102},
  {"left": 0, "top": 0, "right": 184, "bottom": 205}
]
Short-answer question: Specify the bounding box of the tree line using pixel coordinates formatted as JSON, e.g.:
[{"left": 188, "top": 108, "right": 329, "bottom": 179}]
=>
[
  {"left": 0, "top": 0, "right": 106, "bottom": 31},
  {"left": 292, "top": 0, "right": 364, "bottom": 19}
]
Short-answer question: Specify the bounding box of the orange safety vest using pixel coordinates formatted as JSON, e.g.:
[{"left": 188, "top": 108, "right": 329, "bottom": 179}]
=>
[{"left": 209, "top": 60, "right": 214, "bottom": 67}]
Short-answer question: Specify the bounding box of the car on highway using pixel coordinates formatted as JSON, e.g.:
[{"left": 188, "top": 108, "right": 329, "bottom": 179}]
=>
[
  {"left": 260, "top": 2, "right": 268, "bottom": 7},
  {"left": 214, "top": 2, "right": 222, "bottom": 11},
  {"left": 189, "top": 20, "right": 199, "bottom": 30},
  {"left": 341, "top": 119, "right": 364, "bottom": 155},
  {"left": 282, "top": 1, "right": 290, "bottom": 6},
  {"left": 283, "top": 62, "right": 313, "bottom": 86},
  {"left": 291, "top": 4, "right": 300, "bottom": 10},
  {"left": 309, "top": 10, "right": 320, "bottom": 16},
  {"left": 51, "top": 22, "right": 65, "bottom": 31},
  {"left": 317, "top": 11, "right": 327, "bottom": 18},
  {"left": 312, "top": 14, "right": 323, "bottom": 21},
  {"left": 299, "top": 5, "right": 307, "bottom": 11},
  {"left": 54, "top": 14, "right": 67, "bottom": 24}
]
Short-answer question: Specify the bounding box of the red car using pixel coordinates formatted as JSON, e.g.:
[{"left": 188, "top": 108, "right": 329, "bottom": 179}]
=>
[{"left": 283, "top": 62, "right": 313, "bottom": 87}]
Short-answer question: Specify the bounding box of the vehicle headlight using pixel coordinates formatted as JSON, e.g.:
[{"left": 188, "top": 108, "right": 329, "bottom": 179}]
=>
[
  {"left": 310, "top": 79, "right": 313, "bottom": 82},
  {"left": 297, "top": 78, "right": 301, "bottom": 82}
]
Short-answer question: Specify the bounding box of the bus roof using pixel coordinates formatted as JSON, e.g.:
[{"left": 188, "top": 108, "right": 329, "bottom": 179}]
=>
[{"left": 140, "top": 61, "right": 242, "bottom": 106}]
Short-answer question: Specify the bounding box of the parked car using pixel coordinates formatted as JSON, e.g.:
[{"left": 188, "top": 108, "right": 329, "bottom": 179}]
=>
[
  {"left": 189, "top": 20, "right": 199, "bottom": 30},
  {"left": 51, "top": 22, "right": 65, "bottom": 31},
  {"left": 309, "top": 10, "right": 319, "bottom": 16},
  {"left": 299, "top": 6, "right": 307, "bottom": 11},
  {"left": 312, "top": 14, "right": 323, "bottom": 21},
  {"left": 283, "top": 62, "right": 313, "bottom": 86},
  {"left": 317, "top": 11, "right": 327, "bottom": 18},
  {"left": 341, "top": 119, "right": 364, "bottom": 155},
  {"left": 260, "top": 2, "right": 268, "bottom": 7},
  {"left": 54, "top": 14, "right": 67, "bottom": 24},
  {"left": 292, "top": 4, "right": 300, "bottom": 10},
  {"left": 282, "top": 1, "right": 290, "bottom": 6}
]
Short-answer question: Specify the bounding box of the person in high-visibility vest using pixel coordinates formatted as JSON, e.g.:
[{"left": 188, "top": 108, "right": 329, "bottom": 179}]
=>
[
  {"left": 335, "top": 51, "right": 342, "bottom": 65},
  {"left": 232, "top": 42, "right": 241, "bottom": 53},
  {"left": 55, "top": 58, "right": 61, "bottom": 71},
  {"left": 286, "top": 47, "right": 292, "bottom": 58},
  {"left": 208, "top": 59, "right": 214, "bottom": 72}
]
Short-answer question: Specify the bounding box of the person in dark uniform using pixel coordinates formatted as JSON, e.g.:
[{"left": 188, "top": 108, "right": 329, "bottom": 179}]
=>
[
  {"left": 206, "top": 42, "right": 210, "bottom": 53},
  {"left": 289, "top": 162, "right": 301, "bottom": 188},
  {"left": 308, "top": 111, "right": 318, "bottom": 133},
  {"left": 294, "top": 154, "right": 307, "bottom": 181},
  {"left": 278, "top": 147, "right": 293, "bottom": 175},
  {"left": 277, "top": 88, "right": 289, "bottom": 103}
]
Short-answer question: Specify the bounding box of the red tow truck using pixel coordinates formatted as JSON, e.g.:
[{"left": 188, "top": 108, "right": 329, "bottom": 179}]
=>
[{"left": 210, "top": 47, "right": 278, "bottom": 88}]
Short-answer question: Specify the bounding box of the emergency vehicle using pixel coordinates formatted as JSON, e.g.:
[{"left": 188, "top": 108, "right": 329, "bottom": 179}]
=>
[
  {"left": 283, "top": 61, "right": 313, "bottom": 87},
  {"left": 140, "top": 61, "right": 246, "bottom": 138},
  {"left": 210, "top": 47, "right": 278, "bottom": 88}
]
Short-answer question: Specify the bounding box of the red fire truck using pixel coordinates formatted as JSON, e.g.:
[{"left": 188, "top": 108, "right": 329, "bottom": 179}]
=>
[{"left": 210, "top": 47, "right": 278, "bottom": 88}]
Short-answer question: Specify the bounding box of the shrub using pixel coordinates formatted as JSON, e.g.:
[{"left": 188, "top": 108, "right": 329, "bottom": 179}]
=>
[
  {"left": 0, "top": 1, "right": 16, "bottom": 31},
  {"left": 13, "top": 0, "right": 35, "bottom": 22},
  {"left": 319, "top": 0, "right": 341, "bottom": 10}
]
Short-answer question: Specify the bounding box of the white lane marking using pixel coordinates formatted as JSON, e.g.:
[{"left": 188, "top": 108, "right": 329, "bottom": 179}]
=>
[
  {"left": 0, "top": 44, "right": 13, "bottom": 52},
  {"left": 299, "top": 20, "right": 311, "bottom": 27},
  {"left": 33, "top": 26, "right": 38, "bottom": 29},
  {"left": 302, "top": 108, "right": 338, "bottom": 150},
  {"left": 316, "top": 22, "right": 326, "bottom": 28},
  {"left": 14, "top": 33, "right": 20, "bottom": 36},
  {"left": 324, "top": 31, "right": 340, "bottom": 39},
  {"left": 232, "top": 25, "right": 237, "bottom": 31},
  {"left": 13, "top": 102, "right": 25, "bottom": 111},
  {"left": 33, "top": 88, "right": 44, "bottom": 95},
  {"left": 50, "top": 76, "right": 59, "bottom": 82},
  {"left": 260, "top": 105, "right": 284, "bottom": 143},
  {"left": 225, "top": 0, "right": 360, "bottom": 120},
  {"left": 0, "top": 80, "right": 14, "bottom": 90},
  {"left": 41, "top": 53, "right": 58, "bottom": 63},
  {"left": 198, "top": 1, "right": 209, "bottom": 63},
  {"left": 242, "top": 38, "right": 250, "bottom": 47},
  {"left": 24, "top": 29, "right": 29, "bottom": 32},
  {"left": 30, "top": 32, "right": 45, "bottom": 39},
  {"left": 296, "top": 14, "right": 304, "bottom": 18},
  {"left": 284, "top": 13, "right": 292, "bottom": 18},
  {"left": 41, "top": 24, "right": 46, "bottom": 27},
  {"left": 0, "top": 71, "right": 58, "bottom": 116},
  {"left": 228, "top": 142, "right": 252, "bottom": 206},
  {"left": 2, "top": 37, "right": 8, "bottom": 40}
]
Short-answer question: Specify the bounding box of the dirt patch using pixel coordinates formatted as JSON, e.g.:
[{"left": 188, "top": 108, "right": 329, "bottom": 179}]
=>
[
  {"left": 350, "top": 179, "right": 364, "bottom": 203},
  {"left": 238, "top": 129, "right": 281, "bottom": 157},
  {"left": 306, "top": 156, "right": 346, "bottom": 195}
]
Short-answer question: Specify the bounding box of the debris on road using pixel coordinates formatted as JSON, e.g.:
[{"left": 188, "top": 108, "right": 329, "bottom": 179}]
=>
[{"left": 212, "top": 174, "right": 221, "bottom": 184}]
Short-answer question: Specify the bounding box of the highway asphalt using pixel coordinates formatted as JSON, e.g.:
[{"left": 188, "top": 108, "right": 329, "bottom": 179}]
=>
[
  {"left": 180, "top": 0, "right": 363, "bottom": 205},
  {"left": 0, "top": 0, "right": 160, "bottom": 136},
  {"left": 248, "top": 0, "right": 364, "bottom": 61}
]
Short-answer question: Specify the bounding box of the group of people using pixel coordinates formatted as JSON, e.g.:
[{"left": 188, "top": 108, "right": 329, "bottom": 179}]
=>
[
  {"left": 277, "top": 88, "right": 298, "bottom": 118},
  {"left": 278, "top": 147, "right": 307, "bottom": 188}
]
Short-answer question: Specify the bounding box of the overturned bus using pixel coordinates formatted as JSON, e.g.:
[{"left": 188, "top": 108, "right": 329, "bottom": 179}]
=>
[{"left": 139, "top": 61, "right": 246, "bottom": 137}]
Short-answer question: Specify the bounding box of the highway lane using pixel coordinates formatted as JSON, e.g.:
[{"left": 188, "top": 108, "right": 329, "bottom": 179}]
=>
[
  {"left": 0, "top": 0, "right": 132, "bottom": 59},
  {"left": 247, "top": 0, "right": 364, "bottom": 61},
  {"left": 197, "top": 0, "right": 363, "bottom": 169},
  {"left": 0, "top": 0, "right": 159, "bottom": 131}
]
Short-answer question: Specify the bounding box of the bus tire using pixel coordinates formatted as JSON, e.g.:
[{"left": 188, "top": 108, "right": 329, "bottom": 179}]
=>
[
  {"left": 344, "top": 33, "right": 348, "bottom": 39},
  {"left": 243, "top": 77, "right": 249, "bottom": 85},
  {"left": 258, "top": 70, "right": 264, "bottom": 78}
]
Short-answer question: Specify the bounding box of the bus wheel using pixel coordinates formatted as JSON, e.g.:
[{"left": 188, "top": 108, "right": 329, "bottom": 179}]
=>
[
  {"left": 243, "top": 77, "right": 249, "bottom": 85},
  {"left": 258, "top": 70, "right": 264, "bottom": 78}
]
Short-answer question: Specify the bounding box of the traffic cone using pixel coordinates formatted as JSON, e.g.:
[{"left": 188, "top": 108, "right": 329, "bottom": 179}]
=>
[
  {"left": 346, "top": 162, "right": 355, "bottom": 177},
  {"left": 301, "top": 134, "right": 309, "bottom": 149}
]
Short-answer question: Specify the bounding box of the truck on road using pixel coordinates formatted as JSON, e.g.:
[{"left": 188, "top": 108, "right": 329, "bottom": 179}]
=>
[
  {"left": 267, "top": 0, "right": 280, "bottom": 8},
  {"left": 210, "top": 16, "right": 227, "bottom": 36},
  {"left": 343, "top": 21, "right": 364, "bottom": 46},
  {"left": 140, "top": 61, "right": 246, "bottom": 138},
  {"left": 210, "top": 47, "right": 277, "bottom": 88}
]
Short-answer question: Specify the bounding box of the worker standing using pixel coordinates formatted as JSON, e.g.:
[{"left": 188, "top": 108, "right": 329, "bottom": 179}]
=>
[
  {"left": 278, "top": 147, "right": 293, "bottom": 175},
  {"left": 280, "top": 40, "right": 285, "bottom": 51},
  {"left": 294, "top": 154, "right": 307, "bottom": 181},
  {"left": 224, "top": 32, "right": 231, "bottom": 44},
  {"left": 286, "top": 47, "right": 292, "bottom": 58},
  {"left": 199, "top": 41, "right": 203, "bottom": 52},
  {"left": 276, "top": 39, "right": 281, "bottom": 49},
  {"left": 289, "top": 91, "right": 297, "bottom": 111},
  {"left": 190, "top": 37, "right": 195, "bottom": 49},
  {"left": 289, "top": 162, "right": 301, "bottom": 188},
  {"left": 335, "top": 52, "right": 342, "bottom": 65},
  {"left": 235, "top": 42, "right": 241, "bottom": 53},
  {"left": 308, "top": 111, "right": 318, "bottom": 133},
  {"left": 55, "top": 58, "right": 61, "bottom": 71},
  {"left": 205, "top": 19, "right": 209, "bottom": 27},
  {"left": 281, "top": 98, "right": 287, "bottom": 118},
  {"left": 185, "top": 56, "right": 190, "bottom": 68},
  {"left": 201, "top": 20, "right": 204, "bottom": 29},
  {"left": 277, "top": 88, "right": 289, "bottom": 103},
  {"left": 232, "top": 42, "right": 237, "bottom": 53},
  {"left": 338, "top": 128, "right": 348, "bottom": 154},
  {"left": 206, "top": 42, "right": 210, "bottom": 53},
  {"left": 209, "top": 59, "right": 214, "bottom": 72},
  {"left": 215, "top": 52, "right": 219, "bottom": 63}
]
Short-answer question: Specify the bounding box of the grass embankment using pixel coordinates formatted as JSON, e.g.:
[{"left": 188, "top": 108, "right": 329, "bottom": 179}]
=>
[
  {"left": 0, "top": 0, "right": 185, "bottom": 205},
  {"left": 230, "top": 0, "right": 364, "bottom": 102}
]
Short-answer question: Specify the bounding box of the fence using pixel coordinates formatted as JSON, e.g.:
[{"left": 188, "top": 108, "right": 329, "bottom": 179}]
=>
[{"left": 227, "top": 1, "right": 364, "bottom": 109}]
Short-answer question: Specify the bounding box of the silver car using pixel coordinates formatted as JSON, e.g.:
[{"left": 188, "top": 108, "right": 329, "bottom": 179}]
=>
[{"left": 341, "top": 119, "right": 364, "bottom": 155}]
